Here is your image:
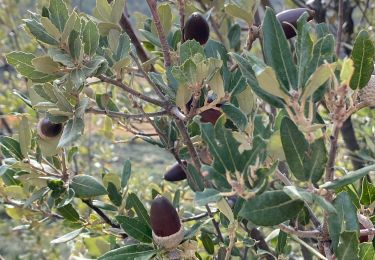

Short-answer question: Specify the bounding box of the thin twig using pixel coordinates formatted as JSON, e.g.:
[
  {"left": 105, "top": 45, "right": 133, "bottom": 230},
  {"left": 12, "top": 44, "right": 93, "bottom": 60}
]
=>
[
  {"left": 205, "top": 205, "right": 225, "bottom": 243},
  {"left": 323, "top": 242, "right": 334, "bottom": 260},
  {"left": 275, "top": 170, "right": 321, "bottom": 228},
  {"left": 181, "top": 212, "right": 209, "bottom": 222},
  {"left": 360, "top": 228, "right": 375, "bottom": 236},
  {"left": 290, "top": 235, "right": 327, "bottom": 260},
  {"left": 175, "top": 119, "right": 202, "bottom": 172},
  {"left": 146, "top": 0, "right": 172, "bottom": 67},
  {"left": 335, "top": 0, "right": 344, "bottom": 56},
  {"left": 178, "top": 0, "right": 185, "bottom": 42},
  {"left": 82, "top": 199, "right": 127, "bottom": 238},
  {"left": 86, "top": 107, "right": 167, "bottom": 119},
  {"left": 278, "top": 224, "right": 322, "bottom": 239},
  {"left": 98, "top": 75, "right": 165, "bottom": 107},
  {"left": 130, "top": 52, "right": 165, "bottom": 99}
]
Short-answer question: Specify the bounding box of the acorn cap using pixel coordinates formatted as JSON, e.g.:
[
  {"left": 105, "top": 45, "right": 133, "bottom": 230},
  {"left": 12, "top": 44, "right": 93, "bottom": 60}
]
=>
[
  {"left": 164, "top": 161, "right": 187, "bottom": 182},
  {"left": 276, "top": 8, "right": 315, "bottom": 39},
  {"left": 151, "top": 196, "right": 184, "bottom": 249},
  {"left": 184, "top": 12, "right": 210, "bottom": 45},
  {"left": 200, "top": 109, "right": 222, "bottom": 125},
  {"left": 37, "top": 118, "right": 63, "bottom": 139}
]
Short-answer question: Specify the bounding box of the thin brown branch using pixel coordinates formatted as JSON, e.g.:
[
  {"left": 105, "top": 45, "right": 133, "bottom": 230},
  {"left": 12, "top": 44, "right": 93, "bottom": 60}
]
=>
[
  {"left": 98, "top": 75, "right": 165, "bottom": 107},
  {"left": 275, "top": 169, "right": 321, "bottom": 228},
  {"left": 175, "top": 119, "right": 202, "bottom": 173},
  {"left": 178, "top": 0, "right": 185, "bottom": 42},
  {"left": 86, "top": 107, "right": 167, "bottom": 119},
  {"left": 130, "top": 52, "right": 165, "bottom": 99},
  {"left": 146, "top": 0, "right": 172, "bottom": 67},
  {"left": 205, "top": 204, "right": 225, "bottom": 243},
  {"left": 82, "top": 199, "right": 127, "bottom": 238},
  {"left": 116, "top": 3, "right": 150, "bottom": 63},
  {"left": 278, "top": 224, "right": 322, "bottom": 239},
  {"left": 360, "top": 228, "right": 375, "bottom": 236},
  {"left": 335, "top": 0, "right": 344, "bottom": 56},
  {"left": 181, "top": 212, "right": 210, "bottom": 222}
]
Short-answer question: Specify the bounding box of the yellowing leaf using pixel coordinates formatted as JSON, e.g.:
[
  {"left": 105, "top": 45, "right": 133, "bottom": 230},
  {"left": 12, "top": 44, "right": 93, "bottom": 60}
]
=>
[
  {"left": 301, "top": 63, "right": 335, "bottom": 101},
  {"left": 209, "top": 72, "right": 225, "bottom": 99},
  {"left": 176, "top": 84, "right": 192, "bottom": 110},
  {"left": 41, "top": 17, "right": 61, "bottom": 40},
  {"left": 340, "top": 58, "right": 354, "bottom": 85},
  {"left": 32, "top": 56, "right": 60, "bottom": 74},
  {"left": 103, "top": 173, "right": 121, "bottom": 190},
  {"left": 224, "top": 3, "right": 253, "bottom": 25},
  {"left": 151, "top": 4, "right": 172, "bottom": 36},
  {"left": 4, "top": 185, "right": 27, "bottom": 200},
  {"left": 217, "top": 198, "right": 234, "bottom": 223},
  {"left": 254, "top": 66, "right": 289, "bottom": 100}
]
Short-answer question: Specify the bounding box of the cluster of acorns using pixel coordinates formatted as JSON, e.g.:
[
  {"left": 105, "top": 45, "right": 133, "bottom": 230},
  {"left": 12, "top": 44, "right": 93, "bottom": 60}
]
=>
[
  {"left": 151, "top": 8, "right": 318, "bottom": 251},
  {"left": 34, "top": 8, "right": 318, "bottom": 252}
]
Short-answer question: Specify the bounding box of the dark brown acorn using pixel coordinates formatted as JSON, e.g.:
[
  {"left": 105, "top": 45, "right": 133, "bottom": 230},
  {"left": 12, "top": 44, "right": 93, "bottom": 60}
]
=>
[
  {"left": 276, "top": 8, "right": 315, "bottom": 39},
  {"left": 200, "top": 109, "right": 222, "bottom": 125},
  {"left": 37, "top": 118, "right": 63, "bottom": 139},
  {"left": 164, "top": 161, "right": 187, "bottom": 182},
  {"left": 184, "top": 12, "right": 210, "bottom": 45},
  {"left": 150, "top": 195, "right": 184, "bottom": 249}
]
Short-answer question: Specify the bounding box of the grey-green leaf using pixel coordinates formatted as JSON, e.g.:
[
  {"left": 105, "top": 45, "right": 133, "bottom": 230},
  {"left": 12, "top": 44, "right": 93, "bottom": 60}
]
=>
[
  {"left": 321, "top": 164, "right": 375, "bottom": 189},
  {"left": 58, "top": 118, "right": 84, "bottom": 148},
  {"left": 121, "top": 159, "right": 131, "bottom": 188},
  {"left": 180, "top": 40, "right": 204, "bottom": 62},
  {"left": 82, "top": 20, "right": 99, "bottom": 57},
  {"left": 25, "top": 19, "right": 59, "bottom": 45},
  {"left": 303, "top": 137, "right": 327, "bottom": 184},
  {"left": 49, "top": 0, "right": 69, "bottom": 32},
  {"left": 337, "top": 231, "right": 359, "bottom": 260},
  {"left": 359, "top": 243, "right": 375, "bottom": 260},
  {"left": 19, "top": 116, "right": 31, "bottom": 157},
  {"left": 239, "top": 190, "right": 304, "bottom": 226},
  {"left": 221, "top": 103, "right": 248, "bottom": 131},
  {"left": 349, "top": 30, "right": 375, "bottom": 90},
  {"left": 328, "top": 192, "right": 359, "bottom": 252},
  {"left": 71, "top": 175, "right": 108, "bottom": 198},
  {"left": 195, "top": 189, "right": 222, "bottom": 206},
  {"left": 116, "top": 216, "right": 152, "bottom": 243},
  {"left": 262, "top": 8, "right": 297, "bottom": 89},
  {"left": 50, "top": 227, "right": 84, "bottom": 244},
  {"left": 0, "top": 136, "right": 23, "bottom": 160},
  {"left": 6, "top": 52, "right": 57, "bottom": 82},
  {"left": 98, "top": 244, "right": 156, "bottom": 260},
  {"left": 280, "top": 117, "right": 308, "bottom": 181},
  {"left": 126, "top": 193, "right": 151, "bottom": 228}
]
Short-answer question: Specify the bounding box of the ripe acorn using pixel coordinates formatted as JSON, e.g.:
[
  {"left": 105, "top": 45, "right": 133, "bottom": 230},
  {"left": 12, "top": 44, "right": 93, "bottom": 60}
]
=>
[
  {"left": 200, "top": 109, "right": 222, "bottom": 125},
  {"left": 184, "top": 12, "right": 210, "bottom": 45},
  {"left": 164, "top": 161, "right": 187, "bottom": 182},
  {"left": 150, "top": 195, "right": 184, "bottom": 250},
  {"left": 276, "top": 8, "right": 315, "bottom": 39},
  {"left": 37, "top": 118, "right": 63, "bottom": 140}
]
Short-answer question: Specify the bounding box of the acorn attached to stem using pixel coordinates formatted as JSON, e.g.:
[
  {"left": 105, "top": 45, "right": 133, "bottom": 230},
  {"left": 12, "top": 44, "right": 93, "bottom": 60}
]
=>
[
  {"left": 164, "top": 161, "right": 187, "bottom": 182},
  {"left": 276, "top": 8, "right": 315, "bottom": 39},
  {"left": 150, "top": 195, "right": 184, "bottom": 250},
  {"left": 37, "top": 118, "right": 63, "bottom": 140},
  {"left": 184, "top": 12, "right": 210, "bottom": 45}
]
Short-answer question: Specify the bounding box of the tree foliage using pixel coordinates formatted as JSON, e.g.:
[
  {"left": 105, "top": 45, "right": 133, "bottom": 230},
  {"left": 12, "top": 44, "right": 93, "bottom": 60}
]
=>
[{"left": 0, "top": 0, "right": 375, "bottom": 259}]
